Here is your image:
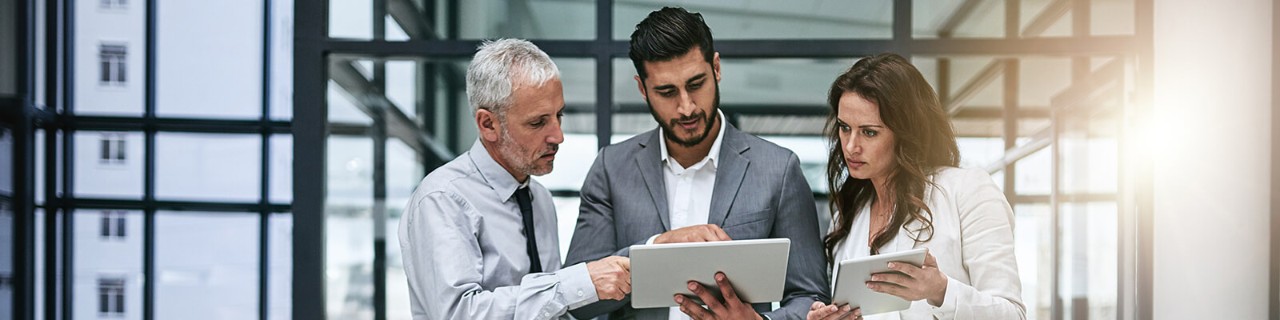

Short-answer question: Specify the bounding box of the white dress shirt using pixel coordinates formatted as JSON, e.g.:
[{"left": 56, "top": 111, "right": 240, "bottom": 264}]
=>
[
  {"left": 653, "top": 111, "right": 727, "bottom": 320},
  {"left": 830, "top": 167, "right": 1025, "bottom": 320},
  {"left": 397, "top": 140, "right": 599, "bottom": 320}
]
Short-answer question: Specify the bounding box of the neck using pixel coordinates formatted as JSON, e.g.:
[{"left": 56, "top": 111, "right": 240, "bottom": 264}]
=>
[
  {"left": 481, "top": 139, "right": 529, "bottom": 184},
  {"left": 871, "top": 176, "right": 893, "bottom": 210},
  {"left": 666, "top": 113, "right": 722, "bottom": 168}
]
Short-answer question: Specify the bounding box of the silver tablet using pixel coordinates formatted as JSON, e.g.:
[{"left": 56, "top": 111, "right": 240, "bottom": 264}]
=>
[
  {"left": 629, "top": 238, "right": 791, "bottom": 309},
  {"left": 832, "top": 248, "right": 928, "bottom": 315}
]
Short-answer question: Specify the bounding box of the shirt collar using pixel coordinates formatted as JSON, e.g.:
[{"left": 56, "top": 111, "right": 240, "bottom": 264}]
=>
[
  {"left": 659, "top": 109, "right": 728, "bottom": 170},
  {"left": 467, "top": 140, "right": 526, "bottom": 202}
]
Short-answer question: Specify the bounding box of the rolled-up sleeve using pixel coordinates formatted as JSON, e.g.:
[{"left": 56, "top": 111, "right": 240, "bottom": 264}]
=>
[{"left": 398, "top": 191, "right": 599, "bottom": 320}]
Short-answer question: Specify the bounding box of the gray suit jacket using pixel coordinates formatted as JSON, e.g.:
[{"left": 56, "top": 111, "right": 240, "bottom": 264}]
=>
[{"left": 565, "top": 124, "right": 830, "bottom": 320}]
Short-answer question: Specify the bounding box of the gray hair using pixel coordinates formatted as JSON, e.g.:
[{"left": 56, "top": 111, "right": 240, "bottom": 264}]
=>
[{"left": 466, "top": 38, "right": 560, "bottom": 120}]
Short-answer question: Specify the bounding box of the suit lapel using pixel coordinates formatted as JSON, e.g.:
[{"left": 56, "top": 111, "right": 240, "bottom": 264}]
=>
[
  {"left": 636, "top": 132, "right": 671, "bottom": 231},
  {"left": 709, "top": 125, "right": 750, "bottom": 226}
]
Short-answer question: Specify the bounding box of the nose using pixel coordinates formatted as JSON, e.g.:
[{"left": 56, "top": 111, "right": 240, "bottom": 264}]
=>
[
  {"left": 843, "top": 134, "right": 860, "bottom": 156},
  {"left": 547, "top": 116, "right": 565, "bottom": 145},
  {"left": 676, "top": 91, "right": 696, "bottom": 117}
]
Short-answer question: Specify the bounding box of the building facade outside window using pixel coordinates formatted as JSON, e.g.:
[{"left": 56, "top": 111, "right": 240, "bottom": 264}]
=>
[
  {"left": 100, "top": 0, "right": 127, "bottom": 9},
  {"left": 100, "top": 211, "right": 126, "bottom": 239},
  {"left": 98, "top": 277, "right": 126, "bottom": 317},
  {"left": 99, "top": 133, "right": 125, "bottom": 165},
  {"left": 99, "top": 44, "right": 127, "bottom": 86}
]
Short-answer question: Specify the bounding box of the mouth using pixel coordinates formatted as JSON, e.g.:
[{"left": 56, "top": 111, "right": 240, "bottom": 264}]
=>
[
  {"left": 846, "top": 160, "right": 867, "bottom": 169},
  {"left": 539, "top": 151, "right": 557, "bottom": 161},
  {"left": 677, "top": 117, "right": 700, "bottom": 131}
]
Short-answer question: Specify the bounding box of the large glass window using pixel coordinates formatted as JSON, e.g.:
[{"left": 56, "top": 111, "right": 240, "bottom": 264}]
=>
[{"left": 302, "top": 1, "right": 1144, "bottom": 320}]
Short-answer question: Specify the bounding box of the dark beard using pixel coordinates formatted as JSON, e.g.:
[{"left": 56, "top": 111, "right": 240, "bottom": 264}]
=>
[{"left": 650, "top": 82, "right": 721, "bottom": 147}]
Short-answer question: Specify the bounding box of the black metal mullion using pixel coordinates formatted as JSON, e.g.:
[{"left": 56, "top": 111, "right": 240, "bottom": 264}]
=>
[
  {"left": 259, "top": 0, "right": 273, "bottom": 319},
  {"left": 14, "top": 0, "right": 37, "bottom": 318},
  {"left": 594, "top": 0, "right": 612, "bottom": 149},
  {"left": 143, "top": 0, "right": 158, "bottom": 320},
  {"left": 293, "top": 0, "right": 329, "bottom": 317},
  {"left": 372, "top": 1, "right": 388, "bottom": 319},
  {"left": 892, "top": 0, "right": 911, "bottom": 53}
]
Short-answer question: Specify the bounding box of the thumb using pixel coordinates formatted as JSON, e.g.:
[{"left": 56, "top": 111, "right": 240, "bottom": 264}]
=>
[
  {"left": 924, "top": 250, "right": 938, "bottom": 267},
  {"left": 616, "top": 257, "right": 631, "bottom": 270}
]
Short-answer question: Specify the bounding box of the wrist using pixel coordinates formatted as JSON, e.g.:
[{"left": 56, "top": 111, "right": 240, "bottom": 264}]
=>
[{"left": 927, "top": 278, "right": 948, "bottom": 307}]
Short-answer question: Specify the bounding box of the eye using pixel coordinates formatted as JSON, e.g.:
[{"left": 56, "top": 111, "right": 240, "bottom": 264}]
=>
[
  {"left": 862, "top": 129, "right": 878, "bottom": 137},
  {"left": 689, "top": 81, "right": 703, "bottom": 90},
  {"left": 530, "top": 119, "right": 545, "bottom": 128},
  {"left": 837, "top": 123, "right": 851, "bottom": 133},
  {"left": 658, "top": 90, "right": 677, "bottom": 98}
]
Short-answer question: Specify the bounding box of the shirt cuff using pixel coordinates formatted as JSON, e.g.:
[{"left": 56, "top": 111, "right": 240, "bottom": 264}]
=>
[
  {"left": 559, "top": 262, "right": 601, "bottom": 310},
  {"left": 645, "top": 234, "right": 660, "bottom": 245},
  {"left": 928, "top": 276, "right": 962, "bottom": 319}
]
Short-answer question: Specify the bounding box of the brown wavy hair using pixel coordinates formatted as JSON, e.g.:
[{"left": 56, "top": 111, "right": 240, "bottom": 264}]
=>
[{"left": 823, "top": 53, "right": 960, "bottom": 261}]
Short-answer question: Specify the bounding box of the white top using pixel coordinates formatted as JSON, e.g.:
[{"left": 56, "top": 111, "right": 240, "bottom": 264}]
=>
[
  {"left": 653, "top": 110, "right": 728, "bottom": 320},
  {"left": 829, "top": 167, "right": 1026, "bottom": 320}
]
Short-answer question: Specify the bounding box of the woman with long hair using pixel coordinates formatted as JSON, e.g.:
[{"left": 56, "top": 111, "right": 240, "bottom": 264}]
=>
[{"left": 806, "top": 53, "right": 1025, "bottom": 320}]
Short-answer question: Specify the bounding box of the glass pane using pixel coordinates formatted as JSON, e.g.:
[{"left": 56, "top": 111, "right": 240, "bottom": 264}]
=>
[
  {"left": 71, "top": 2, "right": 145, "bottom": 116},
  {"left": 155, "top": 133, "right": 262, "bottom": 202},
  {"left": 915, "top": 0, "right": 1089, "bottom": 38},
  {"left": 0, "top": 201, "right": 12, "bottom": 315},
  {"left": 956, "top": 137, "right": 1004, "bottom": 170},
  {"left": 330, "top": 0, "right": 595, "bottom": 40},
  {"left": 385, "top": 139, "right": 417, "bottom": 320},
  {"left": 913, "top": 0, "right": 1003, "bottom": 39},
  {"left": 1059, "top": 202, "right": 1118, "bottom": 320},
  {"left": 326, "top": 135, "right": 373, "bottom": 320},
  {"left": 73, "top": 131, "right": 143, "bottom": 199},
  {"left": 1092, "top": 0, "right": 1135, "bottom": 36},
  {"left": 1014, "top": 204, "right": 1052, "bottom": 320},
  {"left": 154, "top": 211, "right": 260, "bottom": 319},
  {"left": 270, "top": 0, "right": 294, "bottom": 121},
  {"left": 616, "top": 1, "right": 892, "bottom": 40},
  {"left": 72, "top": 210, "right": 143, "bottom": 320},
  {"left": 156, "top": 0, "right": 264, "bottom": 119},
  {"left": 269, "top": 213, "right": 292, "bottom": 320},
  {"left": 0, "top": 0, "right": 14, "bottom": 96},
  {"left": 270, "top": 135, "right": 292, "bottom": 204},
  {"left": 384, "top": 60, "right": 419, "bottom": 119},
  {"left": 0, "top": 126, "right": 11, "bottom": 194},
  {"left": 1060, "top": 100, "right": 1120, "bottom": 196},
  {"left": 1014, "top": 146, "right": 1051, "bottom": 196}
]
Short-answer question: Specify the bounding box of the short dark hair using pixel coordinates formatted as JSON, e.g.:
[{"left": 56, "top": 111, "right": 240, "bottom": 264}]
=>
[{"left": 628, "top": 7, "right": 716, "bottom": 80}]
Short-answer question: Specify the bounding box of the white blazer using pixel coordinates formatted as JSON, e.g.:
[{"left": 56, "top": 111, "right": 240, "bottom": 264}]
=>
[{"left": 831, "top": 167, "right": 1026, "bottom": 320}]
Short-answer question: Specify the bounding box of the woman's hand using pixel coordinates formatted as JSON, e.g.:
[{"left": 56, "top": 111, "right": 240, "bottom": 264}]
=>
[
  {"left": 866, "top": 251, "right": 949, "bottom": 307},
  {"left": 806, "top": 301, "right": 860, "bottom": 320}
]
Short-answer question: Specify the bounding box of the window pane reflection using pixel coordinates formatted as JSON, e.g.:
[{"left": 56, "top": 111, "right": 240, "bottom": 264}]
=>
[
  {"left": 154, "top": 211, "right": 260, "bottom": 319},
  {"left": 73, "top": 210, "right": 143, "bottom": 320},
  {"left": 616, "top": 0, "right": 892, "bottom": 40},
  {"left": 74, "top": 131, "right": 144, "bottom": 199},
  {"left": 155, "top": 133, "right": 262, "bottom": 202}
]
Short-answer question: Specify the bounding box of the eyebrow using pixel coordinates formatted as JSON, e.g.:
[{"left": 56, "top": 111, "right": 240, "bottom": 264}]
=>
[
  {"left": 835, "top": 119, "right": 885, "bottom": 128},
  {"left": 652, "top": 73, "right": 708, "bottom": 91}
]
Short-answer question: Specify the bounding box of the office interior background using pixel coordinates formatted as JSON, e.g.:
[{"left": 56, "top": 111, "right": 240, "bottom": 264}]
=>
[{"left": 0, "top": 0, "right": 1276, "bottom": 319}]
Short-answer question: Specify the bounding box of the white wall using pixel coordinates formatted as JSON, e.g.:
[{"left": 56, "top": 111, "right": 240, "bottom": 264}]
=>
[{"left": 1153, "top": 0, "right": 1272, "bottom": 319}]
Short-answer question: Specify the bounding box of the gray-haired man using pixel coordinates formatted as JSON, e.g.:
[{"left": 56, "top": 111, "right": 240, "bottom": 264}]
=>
[{"left": 398, "top": 38, "right": 631, "bottom": 320}]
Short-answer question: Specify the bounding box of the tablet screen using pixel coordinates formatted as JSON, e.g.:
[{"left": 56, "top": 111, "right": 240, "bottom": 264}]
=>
[
  {"left": 629, "top": 238, "right": 791, "bottom": 309},
  {"left": 832, "top": 248, "right": 928, "bottom": 315}
]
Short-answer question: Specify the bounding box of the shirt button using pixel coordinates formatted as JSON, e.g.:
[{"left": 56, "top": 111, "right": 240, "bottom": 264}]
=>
[
  {"left": 577, "top": 289, "right": 584, "bottom": 297},
  {"left": 544, "top": 311, "right": 551, "bottom": 317}
]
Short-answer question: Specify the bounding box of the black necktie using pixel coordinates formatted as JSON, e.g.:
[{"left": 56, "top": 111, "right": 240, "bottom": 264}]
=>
[{"left": 514, "top": 186, "right": 543, "bottom": 273}]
